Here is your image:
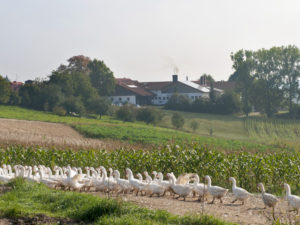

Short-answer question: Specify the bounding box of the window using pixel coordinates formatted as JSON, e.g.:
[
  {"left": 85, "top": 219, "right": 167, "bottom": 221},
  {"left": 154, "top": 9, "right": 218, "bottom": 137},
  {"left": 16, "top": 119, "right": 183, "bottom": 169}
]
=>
[
  {"left": 158, "top": 97, "right": 161, "bottom": 100},
  {"left": 119, "top": 97, "right": 122, "bottom": 101},
  {"left": 191, "top": 96, "right": 194, "bottom": 99},
  {"left": 127, "top": 97, "right": 130, "bottom": 101},
  {"left": 163, "top": 97, "right": 165, "bottom": 100}
]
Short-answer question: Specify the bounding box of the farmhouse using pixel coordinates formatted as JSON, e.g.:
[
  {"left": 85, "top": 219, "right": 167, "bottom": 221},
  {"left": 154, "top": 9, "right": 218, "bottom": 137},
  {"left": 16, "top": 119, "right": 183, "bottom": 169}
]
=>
[
  {"left": 111, "top": 75, "right": 225, "bottom": 106},
  {"left": 110, "top": 78, "right": 153, "bottom": 106}
]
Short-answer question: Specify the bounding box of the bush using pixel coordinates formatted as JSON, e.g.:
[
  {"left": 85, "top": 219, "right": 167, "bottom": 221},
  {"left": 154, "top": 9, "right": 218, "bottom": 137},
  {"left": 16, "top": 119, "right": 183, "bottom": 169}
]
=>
[
  {"left": 62, "top": 96, "right": 86, "bottom": 116},
  {"left": 190, "top": 120, "right": 199, "bottom": 132},
  {"left": 291, "top": 104, "right": 300, "bottom": 119},
  {"left": 165, "top": 94, "right": 191, "bottom": 111},
  {"left": 116, "top": 104, "right": 136, "bottom": 122},
  {"left": 172, "top": 112, "right": 184, "bottom": 129},
  {"left": 52, "top": 106, "right": 67, "bottom": 116},
  {"left": 136, "top": 107, "right": 164, "bottom": 125}
]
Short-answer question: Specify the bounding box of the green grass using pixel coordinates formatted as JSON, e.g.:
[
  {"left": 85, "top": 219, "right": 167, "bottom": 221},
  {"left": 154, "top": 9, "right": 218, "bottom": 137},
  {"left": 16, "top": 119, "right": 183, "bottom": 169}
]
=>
[
  {"left": 0, "top": 178, "right": 234, "bottom": 225},
  {"left": 0, "top": 105, "right": 299, "bottom": 152}
]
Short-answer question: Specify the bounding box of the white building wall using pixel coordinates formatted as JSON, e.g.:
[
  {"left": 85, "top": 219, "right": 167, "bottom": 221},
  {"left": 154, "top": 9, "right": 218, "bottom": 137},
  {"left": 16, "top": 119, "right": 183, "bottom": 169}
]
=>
[
  {"left": 110, "top": 95, "right": 136, "bottom": 105},
  {"left": 151, "top": 92, "right": 208, "bottom": 105}
]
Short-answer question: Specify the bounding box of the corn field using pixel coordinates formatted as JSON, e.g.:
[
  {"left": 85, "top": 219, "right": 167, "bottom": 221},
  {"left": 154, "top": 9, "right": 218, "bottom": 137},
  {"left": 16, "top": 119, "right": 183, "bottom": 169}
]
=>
[
  {"left": 245, "top": 118, "right": 300, "bottom": 143},
  {"left": 1, "top": 145, "right": 300, "bottom": 195}
]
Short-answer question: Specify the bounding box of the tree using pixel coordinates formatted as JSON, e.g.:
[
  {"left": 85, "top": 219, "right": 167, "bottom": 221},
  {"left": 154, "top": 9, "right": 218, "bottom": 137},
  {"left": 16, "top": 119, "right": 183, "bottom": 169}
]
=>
[
  {"left": 0, "top": 75, "right": 11, "bottom": 104},
  {"left": 171, "top": 112, "right": 184, "bottom": 129},
  {"left": 199, "top": 73, "right": 215, "bottom": 84},
  {"left": 116, "top": 104, "right": 136, "bottom": 122},
  {"left": 230, "top": 50, "right": 255, "bottom": 116},
  {"left": 165, "top": 93, "right": 191, "bottom": 111},
  {"left": 209, "top": 83, "right": 216, "bottom": 103},
  {"left": 279, "top": 45, "right": 300, "bottom": 116},
  {"left": 88, "top": 59, "right": 115, "bottom": 96},
  {"left": 86, "top": 96, "right": 111, "bottom": 118},
  {"left": 190, "top": 120, "right": 199, "bottom": 132},
  {"left": 254, "top": 47, "right": 284, "bottom": 117},
  {"left": 136, "top": 107, "right": 164, "bottom": 125}
]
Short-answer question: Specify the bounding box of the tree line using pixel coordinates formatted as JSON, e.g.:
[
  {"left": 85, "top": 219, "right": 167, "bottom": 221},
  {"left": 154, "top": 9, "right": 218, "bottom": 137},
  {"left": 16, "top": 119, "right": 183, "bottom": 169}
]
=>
[
  {"left": 165, "top": 45, "right": 300, "bottom": 118},
  {"left": 1, "top": 45, "right": 300, "bottom": 119},
  {"left": 0, "top": 55, "right": 115, "bottom": 117},
  {"left": 230, "top": 45, "right": 300, "bottom": 118}
]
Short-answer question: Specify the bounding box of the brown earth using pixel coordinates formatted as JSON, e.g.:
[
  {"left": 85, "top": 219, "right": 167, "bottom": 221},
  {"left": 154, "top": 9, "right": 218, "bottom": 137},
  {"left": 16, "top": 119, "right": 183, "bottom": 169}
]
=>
[
  {"left": 0, "top": 118, "right": 144, "bottom": 150},
  {"left": 93, "top": 191, "right": 300, "bottom": 225}
]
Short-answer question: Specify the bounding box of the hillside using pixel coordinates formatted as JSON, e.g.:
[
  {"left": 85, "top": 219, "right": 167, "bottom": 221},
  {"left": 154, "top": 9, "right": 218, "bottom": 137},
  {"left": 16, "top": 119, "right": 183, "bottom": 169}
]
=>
[{"left": 0, "top": 105, "right": 299, "bottom": 152}]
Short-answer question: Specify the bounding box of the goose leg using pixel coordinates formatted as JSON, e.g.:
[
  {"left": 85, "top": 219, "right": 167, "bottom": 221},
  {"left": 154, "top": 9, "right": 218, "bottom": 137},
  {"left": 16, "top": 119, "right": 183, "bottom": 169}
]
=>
[
  {"left": 220, "top": 198, "right": 223, "bottom": 203},
  {"left": 231, "top": 198, "right": 237, "bottom": 204},
  {"left": 209, "top": 197, "right": 215, "bottom": 204}
]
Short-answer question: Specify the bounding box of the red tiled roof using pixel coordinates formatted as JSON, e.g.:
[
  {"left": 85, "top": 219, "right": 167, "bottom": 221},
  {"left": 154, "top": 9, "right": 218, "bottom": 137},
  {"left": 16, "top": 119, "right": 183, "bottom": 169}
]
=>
[
  {"left": 192, "top": 80, "right": 236, "bottom": 91},
  {"left": 116, "top": 78, "right": 153, "bottom": 96},
  {"left": 142, "top": 81, "right": 171, "bottom": 90}
]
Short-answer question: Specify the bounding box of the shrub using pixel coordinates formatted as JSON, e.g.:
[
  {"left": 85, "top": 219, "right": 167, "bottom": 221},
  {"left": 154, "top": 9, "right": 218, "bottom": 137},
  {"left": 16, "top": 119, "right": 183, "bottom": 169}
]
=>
[
  {"left": 136, "top": 107, "right": 164, "bottom": 125},
  {"left": 190, "top": 120, "right": 199, "bottom": 132},
  {"left": 116, "top": 104, "right": 136, "bottom": 122},
  {"left": 172, "top": 112, "right": 184, "bottom": 129},
  {"left": 165, "top": 93, "right": 191, "bottom": 111},
  {"left": 52, "top": 106, "right": 67, "bottom": 116}
]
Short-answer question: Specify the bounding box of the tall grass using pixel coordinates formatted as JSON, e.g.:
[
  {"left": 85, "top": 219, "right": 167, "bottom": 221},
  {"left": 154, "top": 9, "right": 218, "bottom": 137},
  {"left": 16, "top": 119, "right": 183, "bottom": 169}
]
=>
[{"left": 245, "top": 118, "right": 300, "bottom": 143}]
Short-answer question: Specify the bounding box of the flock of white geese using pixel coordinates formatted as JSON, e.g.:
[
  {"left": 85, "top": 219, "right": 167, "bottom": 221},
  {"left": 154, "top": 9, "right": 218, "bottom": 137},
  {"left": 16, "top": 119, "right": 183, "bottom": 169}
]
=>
[{"left": 0, "top": 164, "right": 300, "bottom": 214}]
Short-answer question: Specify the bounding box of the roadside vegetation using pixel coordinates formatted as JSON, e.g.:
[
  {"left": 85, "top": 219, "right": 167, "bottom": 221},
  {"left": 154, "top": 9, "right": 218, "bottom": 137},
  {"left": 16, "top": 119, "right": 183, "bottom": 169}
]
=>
[{"left": 0, "top": 178, "right": 235, "bottom": 225}]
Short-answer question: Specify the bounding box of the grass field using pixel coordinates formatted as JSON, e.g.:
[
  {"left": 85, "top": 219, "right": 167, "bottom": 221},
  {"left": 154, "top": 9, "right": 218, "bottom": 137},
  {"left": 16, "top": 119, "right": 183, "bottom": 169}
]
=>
[
  {"left": 0, "top": 178, "right": 234, "bottom": 225},
  {"left": 0, "top": 105, "right": 300, "bottom": 152}
]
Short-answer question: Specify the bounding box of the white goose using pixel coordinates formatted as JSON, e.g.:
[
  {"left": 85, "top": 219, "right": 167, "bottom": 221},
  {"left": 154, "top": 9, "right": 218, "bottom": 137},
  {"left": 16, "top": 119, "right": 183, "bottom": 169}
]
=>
[
  {"left": 192, "top": 174, "right": 207, "bottom": 202},
  {"left": 126, "top": 168, "right": 146, "bottom": 196},
  {"left": 113, "top": 170, "right": 131, "bottom": 195},
  {"left": 167, "top": 173, "right": 193, "bottom": 201},
  {"left": 257, "top": 183, "right": 278, "bottom": 209},
  {"left": 205, "top": 175, "right": 228, "bottom": 204},
  {"left": 284, "top": 183, "right": 300, "bottom": 214},
  {"left": 229, "top": 177, "right": 250, "bottom": 205}
]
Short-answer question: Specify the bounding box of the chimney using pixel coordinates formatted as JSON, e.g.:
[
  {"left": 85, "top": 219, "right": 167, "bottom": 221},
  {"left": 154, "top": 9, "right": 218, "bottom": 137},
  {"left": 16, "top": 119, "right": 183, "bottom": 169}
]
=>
[
  {"left": 172, "top": 75, "right": 178, "bottom": 82},
  {"left": 186, "top": 76, "right": 188, "bottom": 81}
]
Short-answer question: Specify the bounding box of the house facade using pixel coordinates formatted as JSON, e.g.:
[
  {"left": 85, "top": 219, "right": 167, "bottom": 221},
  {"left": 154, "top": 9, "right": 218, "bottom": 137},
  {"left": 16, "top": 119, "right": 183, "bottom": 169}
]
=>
[
  {"left": 143, "top": 75, "right": 211, "bottom": 105},
  {"left": 110, "top": 78, "right": 153, "bottom": 106},
  {"left": 110, "top": 75, "right": 225, "bottom": 106}
]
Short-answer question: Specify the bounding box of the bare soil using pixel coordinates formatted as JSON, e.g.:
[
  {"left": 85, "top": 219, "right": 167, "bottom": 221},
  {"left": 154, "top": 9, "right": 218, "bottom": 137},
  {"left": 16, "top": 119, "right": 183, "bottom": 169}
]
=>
[
  {"left": 93, "top": 192, "right": 299, "bottom": 225},
  {"left": 0, "top": 118, "right": 143, "bottom": 150}
]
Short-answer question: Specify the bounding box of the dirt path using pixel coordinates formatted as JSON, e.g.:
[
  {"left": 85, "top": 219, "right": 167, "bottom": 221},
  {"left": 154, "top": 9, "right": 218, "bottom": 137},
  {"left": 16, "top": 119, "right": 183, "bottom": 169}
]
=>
[{"left": 92, "top": 192, "right": 296, "bottom": 225}]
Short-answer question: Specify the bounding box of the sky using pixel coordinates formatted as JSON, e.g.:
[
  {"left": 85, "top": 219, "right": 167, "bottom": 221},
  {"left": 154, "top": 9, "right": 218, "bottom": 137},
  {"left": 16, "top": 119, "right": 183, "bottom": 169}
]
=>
[{"left": 0, "top": 0, "right": 300, "bottom": 82}]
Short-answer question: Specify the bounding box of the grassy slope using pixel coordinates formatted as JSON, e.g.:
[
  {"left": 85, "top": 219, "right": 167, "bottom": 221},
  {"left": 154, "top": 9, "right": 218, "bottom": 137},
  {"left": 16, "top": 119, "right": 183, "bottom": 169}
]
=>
[
  {"left": 0, "top": 179, "right": 234, "bottom": 225},
  {"left": 0, "top": 105, "right": 297, "bottom": 152},
  {"left": 159, "top": 109, "right": 248, "bottom": 141}
]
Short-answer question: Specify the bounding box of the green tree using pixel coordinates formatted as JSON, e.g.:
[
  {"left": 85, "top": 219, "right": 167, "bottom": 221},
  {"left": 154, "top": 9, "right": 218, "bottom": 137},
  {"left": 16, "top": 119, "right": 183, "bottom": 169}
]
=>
[
  {"left": 279, "top": 45, "right": 300, "bottom": 116},
  {"left": 116, "top": 104, "right": 136, "bottom": 122},
  {"left": 88, "top": 59, "right": 115, "bottom": 96},
  {"left": 254, "top": 47, "right": 284, "bottom": 117},
  {"left": 0, "top": 75, "right": 11, "bottom": 104},
  {"left": 190, "top": 120, "right": 199, "bottom": 132},
  {"left": 86, "top": 96, "right": 111, "bottom": 119},
  {"left": 171, "top": 112, "right": 185, "bottom": 129},
  {"left": 209, "top": 83, "right": 216, "bottom": 103},
  {"left": 230, "top": 50, "right": 255, "bottom": 116},
  {"left": 165, "top": 93, "right": 191, "bottom": 111}
]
